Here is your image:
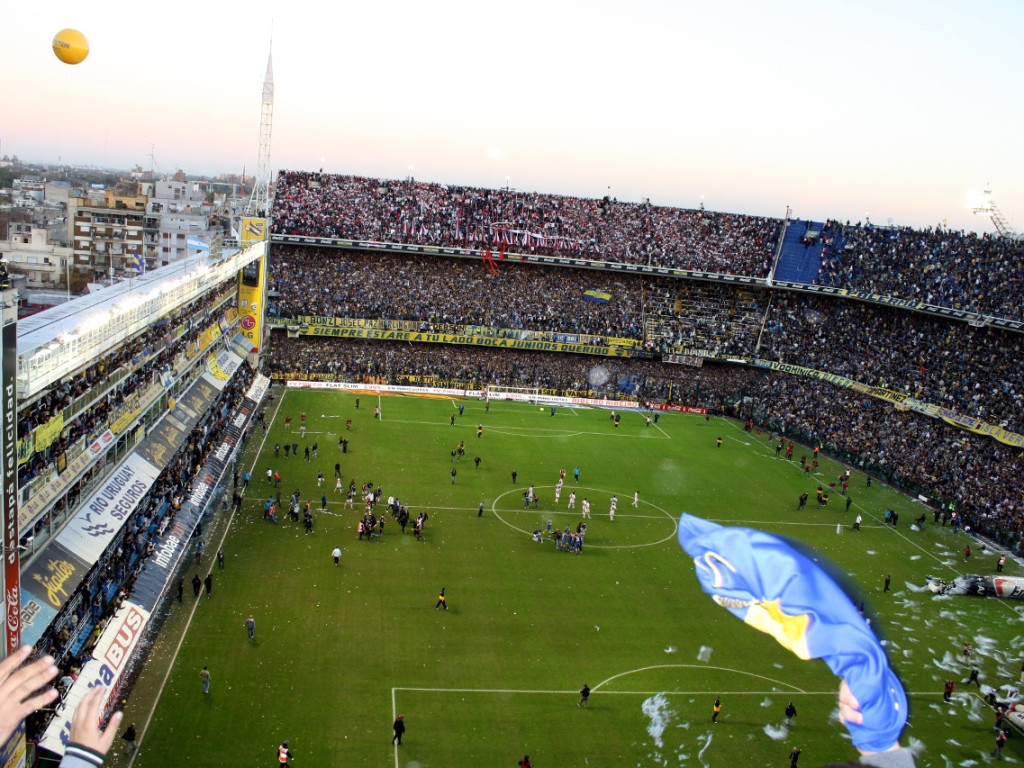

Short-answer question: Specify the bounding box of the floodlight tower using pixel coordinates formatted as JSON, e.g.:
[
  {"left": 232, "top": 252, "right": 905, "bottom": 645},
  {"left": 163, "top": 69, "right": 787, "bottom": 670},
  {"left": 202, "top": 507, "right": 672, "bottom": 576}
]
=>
[
  {"left": 237, "top": 47, "right": 274, "bottom": 368},
  {"left": 247, "top": 50, "right": 274, "bottom": 218},
  {"left": 968, "top": 187, "right": 1015, "bottom": 238}
]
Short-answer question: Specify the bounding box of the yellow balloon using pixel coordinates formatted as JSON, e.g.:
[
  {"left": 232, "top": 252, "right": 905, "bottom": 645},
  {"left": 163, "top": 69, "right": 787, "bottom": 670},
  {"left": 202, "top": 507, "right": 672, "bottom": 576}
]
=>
[{"left": 52, "top": 29, "right": 89, "bottom": 65}]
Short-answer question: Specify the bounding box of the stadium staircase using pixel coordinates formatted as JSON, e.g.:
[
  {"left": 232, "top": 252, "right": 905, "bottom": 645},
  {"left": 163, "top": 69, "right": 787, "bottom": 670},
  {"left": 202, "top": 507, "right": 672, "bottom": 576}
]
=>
[{"left": 773, "top": 219, "right": 828, "bottom": 284}]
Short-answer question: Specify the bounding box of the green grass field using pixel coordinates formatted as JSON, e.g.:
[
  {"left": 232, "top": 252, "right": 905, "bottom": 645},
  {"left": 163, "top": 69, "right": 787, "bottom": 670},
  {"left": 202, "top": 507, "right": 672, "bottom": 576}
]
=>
[{"left": 118, "top": 388, "right": 1023, "bottom": 768}]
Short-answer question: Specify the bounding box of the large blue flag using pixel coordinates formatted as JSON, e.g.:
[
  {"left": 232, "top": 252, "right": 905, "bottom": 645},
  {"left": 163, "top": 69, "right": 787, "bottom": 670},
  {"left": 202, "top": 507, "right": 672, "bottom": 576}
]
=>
[{"left": 677, "top": 514, "right": 907, "bottom": 753}]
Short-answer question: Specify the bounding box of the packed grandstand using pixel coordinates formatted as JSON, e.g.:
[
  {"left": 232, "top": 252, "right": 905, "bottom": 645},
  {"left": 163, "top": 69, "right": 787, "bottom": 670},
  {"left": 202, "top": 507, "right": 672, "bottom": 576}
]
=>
[
  {"left": 268, "top": 170, "right": 1024, "bottom": 553},
  {"left": 15, "top": 168, "right": 1024, "bottom": 751}
]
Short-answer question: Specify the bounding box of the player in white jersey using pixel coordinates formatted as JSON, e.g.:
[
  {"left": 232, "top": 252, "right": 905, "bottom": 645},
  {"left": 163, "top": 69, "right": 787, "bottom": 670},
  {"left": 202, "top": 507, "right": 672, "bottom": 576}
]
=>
[
  {"left": 567, "top": 491, "right": 576, "bottom": 509},
  {"left": 609, "top": 495, "right": 618, "bottom": 520},
  {"left": 581, "top": 498, "right": 591, "bottom": 519},
  {"left": 335, "top": 476, "right": 343, "bottom": 493},
  {"left": 554, "top": 479, "right": 564, "bottom": 503},
  {"left": 632, "top": 490, "right": 639, "bottom": 508}
]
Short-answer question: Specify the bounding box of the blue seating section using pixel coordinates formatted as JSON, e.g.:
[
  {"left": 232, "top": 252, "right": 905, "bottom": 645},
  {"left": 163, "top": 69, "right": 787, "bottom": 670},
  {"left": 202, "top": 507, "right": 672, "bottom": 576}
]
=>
[{"left": 774, "top": 220, "right": 827, "bottom": 284}]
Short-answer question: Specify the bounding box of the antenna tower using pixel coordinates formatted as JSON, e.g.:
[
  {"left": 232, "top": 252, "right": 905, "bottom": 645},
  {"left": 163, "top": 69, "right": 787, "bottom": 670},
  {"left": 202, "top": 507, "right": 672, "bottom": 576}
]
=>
[{"left": 247, "top": 50, "right": 274, "bottom": 218}]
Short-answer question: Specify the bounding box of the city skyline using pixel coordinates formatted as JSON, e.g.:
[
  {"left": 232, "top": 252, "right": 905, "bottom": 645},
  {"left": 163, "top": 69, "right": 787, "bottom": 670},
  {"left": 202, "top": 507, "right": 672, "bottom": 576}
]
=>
[{"left": 3, "top": 0, "right": 1023, "bottom": 233}]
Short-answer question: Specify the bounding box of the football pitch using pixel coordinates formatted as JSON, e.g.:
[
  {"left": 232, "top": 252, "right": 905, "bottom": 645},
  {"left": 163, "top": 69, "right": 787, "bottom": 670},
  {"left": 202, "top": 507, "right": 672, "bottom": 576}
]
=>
[{"left": 118, "top": 388, "right": 1023, "bottom": 768}]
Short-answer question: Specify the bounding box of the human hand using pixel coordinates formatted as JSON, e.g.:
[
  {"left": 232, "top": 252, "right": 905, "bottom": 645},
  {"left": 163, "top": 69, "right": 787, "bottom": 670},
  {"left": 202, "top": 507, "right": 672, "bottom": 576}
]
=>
[
  {"left": 68, "top": 685, "right": 122, "bottom": 755},
  {"left": 0, "top": 645, "right": 59, "bottom": 744},
  {"left": 839, "top": 679, "right": 901, "bottom": 756},
  {"left": 838, "top": 679, "right": 864, "bottom": 727}
]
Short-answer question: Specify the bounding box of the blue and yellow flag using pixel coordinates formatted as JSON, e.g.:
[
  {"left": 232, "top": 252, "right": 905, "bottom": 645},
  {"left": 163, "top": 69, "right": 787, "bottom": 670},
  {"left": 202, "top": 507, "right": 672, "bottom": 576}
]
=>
[
  {"left": 677, "top": 514, "right": 907, "bottom": 753},
  {"left": 583, "top": 288, "right": 611, "bottom": 303}
]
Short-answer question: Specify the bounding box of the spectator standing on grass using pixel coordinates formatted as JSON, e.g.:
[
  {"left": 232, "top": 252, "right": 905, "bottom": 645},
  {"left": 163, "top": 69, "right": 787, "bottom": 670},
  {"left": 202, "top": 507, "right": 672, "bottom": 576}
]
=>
[
  {"left": 785, "top": 701, "right": 797, "bottom": 727},
  {"left": 965, "top": 666, "right": 980, "bottom": 687},
  {"left": 192, "top": 574, "right": 202, "bottom": 598},
  {"left": 245, "top": 615, "right": 256, "bottom": 641},
  {"left": 993, "top": 729, "right": 1007, "bottom": 759},
  {"left": 392, "top": 715, "right": 405, "bottom": 746},
  {"left": 204, "top": 573, "right": 213, "bottom": 597},
  {"left": 519, "top": 756, "right": 532, "bottom": 768},
  {"left": 578, "top": 683, "right": 590, "bottom": 708},
  {"left": 884, "top": 574, "right": 891, "bottom": 593},
  {"left": 217, "top": 549, "right": 225, "bottom": 570},
  {"left": 789, "top": 746, "right": 801, "bottom": 767},
  {"left": 200, "top": 666, "right": 211, "bottom": 694},
  {"left": 121, "top": 723, "right": 137, "bottom": 755},
  {"left": 332, "top": 546, "right": 342, "bottom": 565}
]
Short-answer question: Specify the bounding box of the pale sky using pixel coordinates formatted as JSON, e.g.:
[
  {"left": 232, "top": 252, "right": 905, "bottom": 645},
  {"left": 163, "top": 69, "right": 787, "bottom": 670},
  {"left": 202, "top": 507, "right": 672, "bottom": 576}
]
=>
[{"left": 3, "top": 0, "right": 1023, "bottom": 233}]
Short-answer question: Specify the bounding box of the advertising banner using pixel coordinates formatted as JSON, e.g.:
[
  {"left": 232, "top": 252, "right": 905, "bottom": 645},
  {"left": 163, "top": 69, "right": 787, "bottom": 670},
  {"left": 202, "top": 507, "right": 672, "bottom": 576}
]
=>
[
  {"left": 55, "top": 455, "right": 161, "bottom": 565},
  {"left": 2, "top": 319, "right": 19, "bottom": 660},
  {"left": 302, "top": 325, "right": 630, "bottom": 357},
  {"left": 19, "top": 542, "right": 91, "bottom": 634},
  {"left": 19, "top": 431, "right": 115, "bottom": 530},
  {"left": 38, "top": 602, "right": 150, "bottom": 756}
]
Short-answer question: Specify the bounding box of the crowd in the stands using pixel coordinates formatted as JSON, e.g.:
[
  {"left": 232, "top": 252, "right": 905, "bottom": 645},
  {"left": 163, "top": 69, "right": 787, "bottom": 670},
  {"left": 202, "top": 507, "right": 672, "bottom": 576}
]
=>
[
  {"left": 270, "top": 171, "right": 1024, "bottom": 322},
  {"left": 29, "top": 362, "right": 255, "bottom": 742},
  {"left": 759, "top": 292, "right": 1024, "bottom": 434},
  {"left": 18, "top": 286, "right": 234, "bottom": 491},
  {"left": 271, "top": 171, "right": 781, "bottom": 276},
  {"left": 265, "top": 336, "right": 759, "bottom": 408},
  {"left": 268, "top": 247, "right": 1022, "bottom": 436},
  {"left": 815, "top": 220, "right": 1024, "bottom": 321},
  {"left": 268, "top": 247, "right": 644, "bottom": 338},
  {"left": 743, "top": 373, "right": 1023, "bottom": 551}
]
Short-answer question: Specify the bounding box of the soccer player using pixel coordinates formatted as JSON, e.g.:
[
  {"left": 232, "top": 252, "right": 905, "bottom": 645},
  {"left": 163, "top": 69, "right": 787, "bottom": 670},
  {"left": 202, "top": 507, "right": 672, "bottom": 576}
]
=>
[
  {"left": 567, "top": 491, "right": 576, "bottom": 509},
  {"left": 581, "top": 498, "right": 591, "bottom": 519},
  {"left": 609, "top": 496, "right": 617, "bottom": 521},
  {"left": 632, "top": 490, "right": 639, "bottom": 508}
]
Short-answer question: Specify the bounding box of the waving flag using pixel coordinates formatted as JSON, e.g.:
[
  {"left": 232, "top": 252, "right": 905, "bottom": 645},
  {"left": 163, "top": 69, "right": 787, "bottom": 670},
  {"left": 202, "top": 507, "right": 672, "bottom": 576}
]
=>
[
  {"left": 186, "top": 235, "right": 210, "bottom": 252},
  {"left": 677, "top": 514, "right": 907, "bottom": 753},
  {"left": 583, "top": 289, "right": 611, "bottom": 304}
]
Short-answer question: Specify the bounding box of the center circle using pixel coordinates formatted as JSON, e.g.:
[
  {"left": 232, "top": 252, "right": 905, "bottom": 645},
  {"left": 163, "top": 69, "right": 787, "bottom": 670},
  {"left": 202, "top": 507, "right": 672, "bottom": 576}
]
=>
[{"left": 490, "top": 486, "right": 678, "bottom": 549}]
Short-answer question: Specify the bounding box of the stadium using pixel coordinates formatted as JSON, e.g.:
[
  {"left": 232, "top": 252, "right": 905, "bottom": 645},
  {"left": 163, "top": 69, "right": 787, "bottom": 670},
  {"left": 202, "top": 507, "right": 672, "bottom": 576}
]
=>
[
  {"left": 1, "top": 154, "right": 1021, "bottom": 768},
  {"left": 2, "top": 15, "right": 1023, "bottom": 765}
]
